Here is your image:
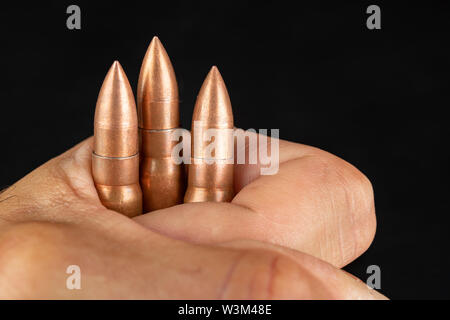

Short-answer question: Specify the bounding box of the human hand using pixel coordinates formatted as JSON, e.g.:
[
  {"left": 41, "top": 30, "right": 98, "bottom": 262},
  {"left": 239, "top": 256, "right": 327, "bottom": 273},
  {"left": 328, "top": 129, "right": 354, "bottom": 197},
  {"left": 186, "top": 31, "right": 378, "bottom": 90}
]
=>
[{"left": 0, "top": 134, "right": 385, "bottom": 299}]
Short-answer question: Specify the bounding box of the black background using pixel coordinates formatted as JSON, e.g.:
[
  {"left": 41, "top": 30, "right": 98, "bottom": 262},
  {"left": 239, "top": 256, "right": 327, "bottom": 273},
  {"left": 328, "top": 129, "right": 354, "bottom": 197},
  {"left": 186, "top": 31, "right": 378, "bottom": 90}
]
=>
[{"left": 1, "top": 1, "right": 449, "bottom": 299}]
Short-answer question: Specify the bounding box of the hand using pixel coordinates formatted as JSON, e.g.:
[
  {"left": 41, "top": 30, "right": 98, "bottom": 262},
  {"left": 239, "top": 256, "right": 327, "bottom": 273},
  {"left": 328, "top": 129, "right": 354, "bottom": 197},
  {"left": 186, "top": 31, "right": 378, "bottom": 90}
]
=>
[{"left": 0, "top": 133, "right": 386, "bottom": 299}]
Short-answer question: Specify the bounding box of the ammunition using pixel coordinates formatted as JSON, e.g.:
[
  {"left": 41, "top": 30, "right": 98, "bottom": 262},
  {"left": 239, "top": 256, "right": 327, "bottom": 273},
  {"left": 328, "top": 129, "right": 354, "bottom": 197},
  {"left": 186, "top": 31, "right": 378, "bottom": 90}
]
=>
[
  {"left": 92, "top": 61, "right": 142, "bottom": 217},
  {"left": 137, "top": 36, "right": 185, "bottom": 212},
  {"left": 184, "top": 66, "right": 234, "bottom": 203}
]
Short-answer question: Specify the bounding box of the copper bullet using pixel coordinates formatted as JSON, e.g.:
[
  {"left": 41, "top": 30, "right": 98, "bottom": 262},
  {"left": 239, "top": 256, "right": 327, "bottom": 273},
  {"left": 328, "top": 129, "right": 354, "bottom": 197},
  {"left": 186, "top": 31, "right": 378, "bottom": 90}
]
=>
[
  {"left": 184, "top": 66, "right": 234, "bottom": 203},
  {"left": 92, "top": 61, "right": 142, "bottom": 217},
  {"left": 137, "top": 36, "right": 185, "bottom": 212}
]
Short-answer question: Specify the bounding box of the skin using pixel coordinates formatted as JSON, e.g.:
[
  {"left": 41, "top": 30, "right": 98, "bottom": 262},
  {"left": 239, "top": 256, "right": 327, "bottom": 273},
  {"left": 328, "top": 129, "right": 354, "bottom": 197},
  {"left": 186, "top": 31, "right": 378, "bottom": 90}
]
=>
[{"left": 0, "top": 133, "right": 387, "bottom": 299}]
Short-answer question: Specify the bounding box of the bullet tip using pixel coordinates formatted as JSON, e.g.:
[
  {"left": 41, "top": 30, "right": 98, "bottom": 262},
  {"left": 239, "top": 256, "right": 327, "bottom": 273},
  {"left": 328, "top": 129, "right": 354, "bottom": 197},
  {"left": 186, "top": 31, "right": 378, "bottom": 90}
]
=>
[
  {"left": 110, "top": 60, "right": 124, "bottom": 74},
  {"left": 206, "top": 65, "right": 224, "bottom": 83},
  {"left": 192, "top": 64, "right": 233, "bottom": 127},
  {"left": 138, "top": 34, "right": 179, "bottom": 130},
  {"left": 146, "top": 36, "right": 166, "bottom": 57},
  {"left": 150, "top": 36, "right": 162, "bottom": 46}
]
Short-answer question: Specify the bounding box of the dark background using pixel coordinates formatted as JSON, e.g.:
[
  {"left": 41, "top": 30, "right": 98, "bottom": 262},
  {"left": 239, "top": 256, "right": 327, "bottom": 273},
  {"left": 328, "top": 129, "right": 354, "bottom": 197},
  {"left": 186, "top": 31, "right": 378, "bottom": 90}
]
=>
[{"left": 1, "top": 1, "right": 449, "bottom": 299}]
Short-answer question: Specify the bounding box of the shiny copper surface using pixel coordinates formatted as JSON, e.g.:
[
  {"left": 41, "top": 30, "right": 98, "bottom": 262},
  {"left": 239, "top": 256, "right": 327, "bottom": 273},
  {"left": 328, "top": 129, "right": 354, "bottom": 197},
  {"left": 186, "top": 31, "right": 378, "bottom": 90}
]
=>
[
  {"left": 184, "top": 66, "right": 234, "bottom": 203},
  {"left": 92, "top": 61, "right": 142, "bottom": 217},
  {"left": 137, "top": 36, "right": 185, "bottom": 212}
]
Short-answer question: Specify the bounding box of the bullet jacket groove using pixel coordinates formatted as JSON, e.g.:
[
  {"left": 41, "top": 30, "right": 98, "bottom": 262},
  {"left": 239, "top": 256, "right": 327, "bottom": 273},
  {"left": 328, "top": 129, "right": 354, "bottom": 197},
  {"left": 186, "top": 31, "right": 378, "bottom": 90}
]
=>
[{"left": 92, "top": 153, "right": 140, "bottom": 186}]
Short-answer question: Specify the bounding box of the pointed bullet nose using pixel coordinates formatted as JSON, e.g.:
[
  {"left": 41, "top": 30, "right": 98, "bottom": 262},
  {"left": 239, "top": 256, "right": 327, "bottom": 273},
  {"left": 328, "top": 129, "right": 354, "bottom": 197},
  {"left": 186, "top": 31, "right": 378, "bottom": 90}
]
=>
[
  {"left": 202, "top": 65, "right": 226, "bottom": 91},
  {"left": 94, "top": 61, "right": 138, "bottom": 157},
  {"left": 193, "top": 66, "right": 233, "bottom": 128},
  {"left": 111, "top": 60, "right": 120, "bottom": 69},
  {"left": 146, "top": 37, "right": 163, "bottom": 57},
  {"left": 108, "top": 60, "right": 124, "bottom": 79},
  {"left": 138, "top": 36, "right": 179, "bottom": 129},
  {"left": 209, "top": 65, "right": 220, "bottom": 76},
  {"left": 96, "top": 61, "right": 136, "bottom": 127},
  {"left": 150, "top": 36, "right": 161, "bottom": 47},
  {"left": 103, "top": 61, "right": 129, "bottom": 89}
]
